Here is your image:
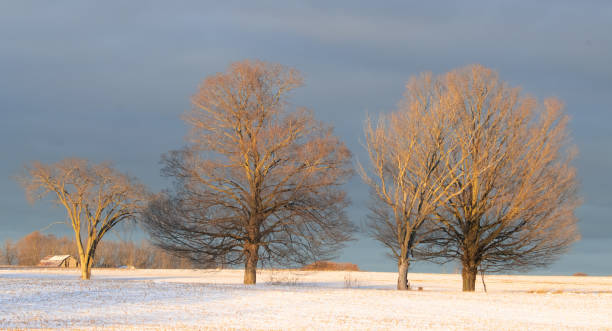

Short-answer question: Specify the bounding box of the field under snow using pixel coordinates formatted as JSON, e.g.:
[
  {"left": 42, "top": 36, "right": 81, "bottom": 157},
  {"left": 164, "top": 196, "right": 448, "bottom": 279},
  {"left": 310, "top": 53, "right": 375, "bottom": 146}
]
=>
[{"left": 1, "top": 268, "right": 611, "bottom": 330}]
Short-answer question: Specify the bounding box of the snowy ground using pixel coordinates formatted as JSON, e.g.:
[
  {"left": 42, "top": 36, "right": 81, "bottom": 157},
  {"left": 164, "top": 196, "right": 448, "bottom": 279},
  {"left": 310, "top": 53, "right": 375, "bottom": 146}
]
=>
[{"left": 1, "top": 268, "right": 611, "bottom": 330}]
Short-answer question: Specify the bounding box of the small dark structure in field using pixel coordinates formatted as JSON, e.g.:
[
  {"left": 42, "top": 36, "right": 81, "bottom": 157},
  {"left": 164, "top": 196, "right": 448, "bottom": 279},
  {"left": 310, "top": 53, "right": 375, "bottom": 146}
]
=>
[
  {"left": 38, "top": 255, "right": 78, "bottom": 268},
  {"left": 301, "top": 261, "right": 359, "bottom": 271}
]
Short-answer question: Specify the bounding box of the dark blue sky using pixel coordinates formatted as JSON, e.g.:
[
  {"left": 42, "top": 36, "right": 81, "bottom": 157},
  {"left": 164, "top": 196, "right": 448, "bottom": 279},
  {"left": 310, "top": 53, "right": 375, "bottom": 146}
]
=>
[{"left": 1, "top": 1, "right": 611, "bottom": 275}]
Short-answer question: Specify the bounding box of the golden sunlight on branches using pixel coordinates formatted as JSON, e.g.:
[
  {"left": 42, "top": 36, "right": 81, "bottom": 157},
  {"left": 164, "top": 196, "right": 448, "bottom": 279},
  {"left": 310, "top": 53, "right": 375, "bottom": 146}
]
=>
[
  {"left": 143, "top": 60, "right": 354, "bottom": 285},
  {"left": 19, "top": 159, "right": 148, "bottom": 279}
]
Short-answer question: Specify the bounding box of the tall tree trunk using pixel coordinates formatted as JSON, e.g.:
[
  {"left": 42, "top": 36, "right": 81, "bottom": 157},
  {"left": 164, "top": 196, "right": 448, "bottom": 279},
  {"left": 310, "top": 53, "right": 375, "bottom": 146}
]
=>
[
  {"left": 462, "top": 222, "right": 479, "bottom": 291},
  {"left": 79, "top": 242, "right": 97, "bottom": 280},
  {"left": 76, "top": 240, "right": 90, "bottom": 280},
  {"left": 243, "top": 243, "right": 259, "bottom": 285},
  {"left": 79, "top": 253, "right": 90, "bottom": 280},
  {"left": 462, "top": 263, "right": 478, "bottom": 291},
  {"left": 397, "top": 258, "right": 410, "bottom": 290}
]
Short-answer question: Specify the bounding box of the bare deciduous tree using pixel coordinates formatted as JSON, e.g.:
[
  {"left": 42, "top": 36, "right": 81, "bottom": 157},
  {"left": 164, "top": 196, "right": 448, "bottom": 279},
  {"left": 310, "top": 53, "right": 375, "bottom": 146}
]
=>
[
  {"left": 19, "top": 159, "right": 148, "bottom": 279},
  {"left": 143, "top": 60, "right": 354, "bottom": 284},
  {"left": 360, "top": 73, "right": 467, "bottom": 290},
  {"left": 2, "top": 239, "right": 17, "bottom": 265},
  {"left": 100, "top": 240, "right": 192, "bottom": 269},
  {"left": 417, "top": 65, "right": 580, "bottom": 291},
  {"left": 15, "top": 231, "right": 47, "bottom": 265}
]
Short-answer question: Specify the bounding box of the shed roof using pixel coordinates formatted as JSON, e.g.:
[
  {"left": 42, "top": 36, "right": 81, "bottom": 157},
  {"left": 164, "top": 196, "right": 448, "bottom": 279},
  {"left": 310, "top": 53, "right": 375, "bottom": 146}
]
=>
[
  {"left": 38, "top": 255, "right": 75, "bottom": 267},
  {"left": 45, "top": 255, "right": 71, "bottom": 261}
]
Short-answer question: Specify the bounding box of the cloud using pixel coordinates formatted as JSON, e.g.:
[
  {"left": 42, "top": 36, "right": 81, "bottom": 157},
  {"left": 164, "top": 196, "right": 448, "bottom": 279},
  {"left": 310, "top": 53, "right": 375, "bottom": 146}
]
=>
[{"left": 1, "top": 0, "right": 611, "bottom": 274}]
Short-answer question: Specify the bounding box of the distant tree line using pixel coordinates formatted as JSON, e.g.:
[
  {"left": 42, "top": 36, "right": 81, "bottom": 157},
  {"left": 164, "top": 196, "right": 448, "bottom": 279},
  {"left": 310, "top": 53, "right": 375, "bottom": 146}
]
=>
[
  {"left": 1, "top": 231, "right": 193, "bottom": 269},
  {"left": 16, "top": 60, "right": 580, "bottom": 291}
]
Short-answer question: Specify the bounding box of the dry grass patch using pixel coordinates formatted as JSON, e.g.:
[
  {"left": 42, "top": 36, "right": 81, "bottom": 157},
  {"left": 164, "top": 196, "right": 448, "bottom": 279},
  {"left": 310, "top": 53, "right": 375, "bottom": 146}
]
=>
[
  {"left": 528, "top": 289, "right": 564, "bottom": 294},
  {"left": 301, "top": 261, "right": 359, "bottom": 271},
  {"left": 265, "top": 271, "right": 300, "bottom": 286},
  {"left": 343, "top": 272, "right": 360, "bottom": 288}
]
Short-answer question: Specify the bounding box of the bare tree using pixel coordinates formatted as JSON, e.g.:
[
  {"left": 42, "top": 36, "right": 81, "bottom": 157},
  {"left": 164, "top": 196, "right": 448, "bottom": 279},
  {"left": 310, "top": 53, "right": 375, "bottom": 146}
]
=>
[
  {"left": 417, "top": 65, "right": 580, "bottom": 291},
  {"left": 2, "top": 239, "right": 17, "bottom": 265},
  {"left": 15, "top": 231, "right": 47, "bottom": 265},
  {"left": 19, "top": 159, "right": 148, "bottom": 279},
  {"left": 360, "top": 73, "right": 467, "bottom": 290},
  {"left": 143, "top": 60, "right": 354, "bottom": 284},
  {"left": 84, "top": 238, "right": 193, "bottom": 269}
]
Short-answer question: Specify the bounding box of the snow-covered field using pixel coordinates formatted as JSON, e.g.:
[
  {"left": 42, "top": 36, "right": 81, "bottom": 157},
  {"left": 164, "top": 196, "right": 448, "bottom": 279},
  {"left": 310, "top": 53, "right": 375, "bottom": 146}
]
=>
[{"left": 1, "top": 268, "right": 611, "bottom": 330}]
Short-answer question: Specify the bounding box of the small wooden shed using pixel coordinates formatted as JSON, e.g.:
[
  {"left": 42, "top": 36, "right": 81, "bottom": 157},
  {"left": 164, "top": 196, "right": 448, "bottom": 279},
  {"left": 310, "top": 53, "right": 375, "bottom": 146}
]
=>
[{"left": 38, "top": 255, "right": 79, "bottom": 268}]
